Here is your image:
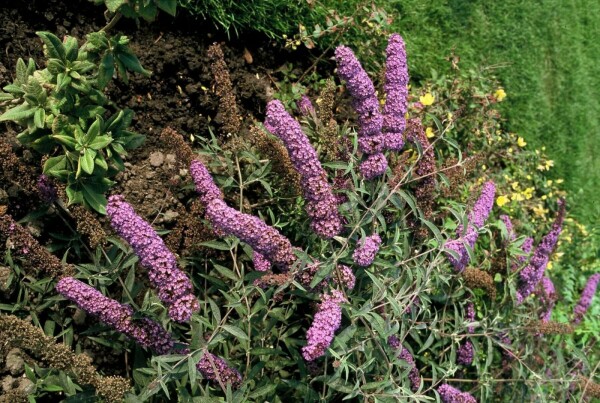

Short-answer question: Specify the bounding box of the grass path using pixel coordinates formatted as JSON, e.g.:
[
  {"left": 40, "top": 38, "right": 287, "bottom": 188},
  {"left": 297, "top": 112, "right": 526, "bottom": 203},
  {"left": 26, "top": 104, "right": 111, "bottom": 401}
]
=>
[{"left": 390, "top": 0, "right": 600, "bottom": 224}]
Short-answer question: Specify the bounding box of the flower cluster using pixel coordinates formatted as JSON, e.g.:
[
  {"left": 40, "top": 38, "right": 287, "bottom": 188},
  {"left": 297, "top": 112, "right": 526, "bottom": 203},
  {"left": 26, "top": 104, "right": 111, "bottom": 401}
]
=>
[
  {"left": 195, "top": 351, "right": 243, "bottom": 389},
  {"left": 500, "top": 214, "right": 515, "bottom": 242},
  {"left": 190, "top": 159, "right": 224, "bottom": 206},
  {"left": 457, "top": 340, "right": 474, "bottom": 365},
  {"left": 573, "top": 273, "right": 600, "bottom": 324},
  {"left": 333, "top": 265, "right": 356, "bottom": 290},
  {"left": 56, "top": 277, "right": 174, "bottom": 354},
  {"left": 538, "top": 276, "right": 556, "bottom": 322},
  {"left": 382, "top": 33, "right": 408, "bottom": 149},
  {"left": 445, "top": 181, "right": 496, "bottom": 272},
  {"left": 352, "top": 233, "right": 382, "bottom": 267},
  {"left": 297, "top": 95, "right": 315, "bottom": 116},
  {"left": 302, "top": 289, "right": 346, "bottom": 361},
  {"left": 37, "top": 174, "right": 57, "bottom": 203},
  {"left": 106, "top": 195, "right": 199, "bottom": 322},
  {"left": 264, "top": 100, "right": 343, "bottom": 238},
  {"left": 516, "top": 199, "right": 565, "bottom": 303},
  {"left": 388, "top": 336, "right": 420, "bottom": 391},
  {"left": 252, "top": 251, "right": 272, "bottom": 272},
  {"left": 206, "top": 198, "right": 296, "bottom": 268},
  {"left": 437, "top": 384, "right": 477, "bottom": 403}
]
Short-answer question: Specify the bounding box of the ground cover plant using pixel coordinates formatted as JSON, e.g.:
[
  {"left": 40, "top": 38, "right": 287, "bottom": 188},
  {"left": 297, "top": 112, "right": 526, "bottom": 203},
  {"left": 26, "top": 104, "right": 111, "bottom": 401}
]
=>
[{"left": 0, "top": 0, "right": 598, "bottom": 401}]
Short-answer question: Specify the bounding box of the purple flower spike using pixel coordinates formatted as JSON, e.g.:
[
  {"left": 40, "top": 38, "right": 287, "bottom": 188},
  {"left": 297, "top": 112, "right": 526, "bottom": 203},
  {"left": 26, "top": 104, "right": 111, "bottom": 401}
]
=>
[
  {"left": 297, "top": 95, "right": 314, "bottom": 116},
  {"left": 387, "top": 336, "right": 420, "bottom": 391},
  {"left": 457, "top": 340, "right": 474, "bottom": 365},
  {"left": 206, "top": 199, "right": 296, "bottom": 268},
  {"left": 573, "top": 273, "right": 600, "bottom": 324},
  {"left": 516, "top": 200, "right": 565, "bottom": 303},
  {"left": 37, "top": 175, "right": 57, "bottom": 203},
  {"left": 466, "top": 302, "right": 475, "bottom": 333},
  {"left": 352, "top": 233, "right": 382, "bottom": 267},
  {"left": 539, "top": 276, "right": 556, "bottom": 322},
  {"left": 56, "top": 277, "right": 174, "bottom": 354},
  {"left": 359, "top": 153, "right": 388, "bottom": 179},
  {"left": 444, "top": 181, "right": 496, "bottom": 272},
  {"left": 253, "top": 251, "right": 271, "bottom": 272},
  {"left": 190, "top": 160, "right": 223, "bottom": 206},
  {"left": 334, "top": 265, "right": 356, "bottom": 290},
  {"left": 438, "top": 384, "right": 477, "bottom": 403},
  {"left": 500, "top": 215, "right": 515, "bottom": 242},
  {"left": 302, "top": 289, "right": 346, "bottom": 361},
  {"left": 382, "top": 33, "right": 409, "bottom": 150},
  {"left": 196, "top": 352, "right": 243, "bottom": 389},
  {"left": 264, "top": 100, "right": 343, "bottom": 238},
  {"left": 107, "top": 195, "right": 199, "bottom": 323}
]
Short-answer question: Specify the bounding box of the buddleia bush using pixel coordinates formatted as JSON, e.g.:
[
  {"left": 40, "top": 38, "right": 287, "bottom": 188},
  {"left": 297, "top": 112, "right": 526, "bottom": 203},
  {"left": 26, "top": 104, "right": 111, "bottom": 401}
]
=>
[{"left": 2, "top": 33, "right": 599, "bottom": 402}]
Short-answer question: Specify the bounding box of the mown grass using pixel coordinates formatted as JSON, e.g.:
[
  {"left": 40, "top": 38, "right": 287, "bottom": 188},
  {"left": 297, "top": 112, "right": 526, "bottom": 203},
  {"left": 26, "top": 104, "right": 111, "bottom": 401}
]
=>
[{"left": 388, "top": 0, "right": 600, "bottom": 226}]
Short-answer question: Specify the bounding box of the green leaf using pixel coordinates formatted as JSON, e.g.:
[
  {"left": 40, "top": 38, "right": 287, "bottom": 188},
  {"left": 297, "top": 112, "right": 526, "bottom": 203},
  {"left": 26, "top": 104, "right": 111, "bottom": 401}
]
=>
[
  {"left": 52, "top": 134, "right": 78, "bottom": 149},
  {"left": 36, "top": 32, "right": 66, "bottom": 61},
  {"left": 47, "top": 59, "right": 66, "bottom": 75},
  {"left": 89, "top": 135, "right": 113, "bottom": 150},
  {"left": 81, "top": 182, "right": 107, "bottom": 214},
  {"left": 33, "top": 108, "right": 46, "bottom": 129},
  {"left": 156, "top": 0, "right": 177, "bottom": 16},
  {"left": 84, "top": 117, "right": 102, "bottom": 145},
  {"left": 247, "top": 384, "right": 276, "bottom": 399},
  {"left": 65, "top": 184, "right": 84, "bottom": 205},
  {"left": 105, "top": 0, "right": 126, "bottom": 13},
  {"left": 199, "top": 241, "right": 231, "bottom": 251},
  {"left": 0, "top": 103, "right": 36, "bottom": 122},
  {"left": 98, "top": 53, "right": 114, "bottom": 89},
  {"left": 117, "top": 52, "right": 151, "bottom": 76},
  {"left": 137, "top": 2, "right": 158, "bottom": 21},
  {"left": 63, "top": 36, "right": 79, "bottom": 62},
  {"left": 16, "top": 58, "right": 28, "bottom": 84},
  {"left": 222, "top": 325, "right": 249, "bottom": 341},
  {"left": 81, "top": 149, "right": 97, "bottom": 175}
]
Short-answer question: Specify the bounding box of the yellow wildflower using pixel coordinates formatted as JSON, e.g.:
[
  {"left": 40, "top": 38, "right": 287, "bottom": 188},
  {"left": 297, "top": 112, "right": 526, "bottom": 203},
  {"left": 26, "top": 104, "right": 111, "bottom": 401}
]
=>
[
  {"left": 517, "top": 137, "right": 527, "bottom": 147},
  {"left": 541, "top": 195, "right": 547, "bottom": 200},
  {"left": 420, "top": 93, "right": 435, "bottom": 106},
  {"left": 545, "top": 160, "right": 554, "bottom": 170},
  {"left": 526, "top": 175, "right": 532, "bottom": 180},
  {"left": 523, "top": 187, "right": 534, "bottom": 199},
  {"left": 496, "top": 195, "right": 510, "bottom": 207},
  {"left": 556, "top": 179, "right": 564, "bottom": 184},
  {"left": 482, "top": 165, "right": 487, "bottom": 171},
  {"left": 494, "top": 88, "right": 507, "bottom": 102},
  {"left": 511, "top": 181, "right": 520, "bottom": 191},
  {"left": 425, "top": 127, "right": 435, "bottom": 138},
  {"left": 547, "top": 261, "right": 553, "bottom": 270},
  {"left": 447, "top": 112, "right": 454, "bottom": 122},
  {"left": 546, "top": 180, "right": 553, "bottom": 187},
  {"left": 508, "top": 147, "right": 514, "bottom": 154},
  {"left": 511, "top": 193, "right": 525, "bottom": 202},
  {"left": 533, "top": 204, "right": 548, "bottom": 217}
]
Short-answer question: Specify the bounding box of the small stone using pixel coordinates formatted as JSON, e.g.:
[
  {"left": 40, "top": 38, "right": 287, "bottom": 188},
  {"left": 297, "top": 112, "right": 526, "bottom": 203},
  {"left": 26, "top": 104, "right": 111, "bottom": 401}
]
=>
[
  {"left": 17, "top": 378, "right": 34, "bottom": 395},
  {"left": 5, "top": 349, "right": 24, "bottom": 375},
  {"left": 161, "top": 210, "right": 179, "bottom": 224},
  {"left": 149, "top": 152, "right": 165, "bottom": 167},
  {"left": 1, "top": 375, "right": 16, "bottom": 393}
]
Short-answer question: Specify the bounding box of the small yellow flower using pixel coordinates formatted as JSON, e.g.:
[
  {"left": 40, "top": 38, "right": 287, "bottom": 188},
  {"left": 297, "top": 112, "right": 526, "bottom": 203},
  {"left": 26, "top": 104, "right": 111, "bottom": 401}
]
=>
[
  {"left": 494, "top": 88, "right": 507, "bottom": 102},
  {"left": 545, "top": 160, "right": 554, "bottom": 170},
  {"left": 533, "top": 204, "right": 548, "bottom": 217},
  {"left": 526, "top": 175, "right": 532, "bottom": 180},
  {"left": 420, "top": 93, "right": 435, "bottom": 106},
  {"left": 542, "top": 146, "right": 546, "bottom": 151},
  {"left": 425, "top": 127, "right": 435, "bottom": 138},
  {"left": 517, "top": 137, "right": 527, "bottom": 147},
  {"left": 556, "top": 179, "right": 564, "bottom": 184},
  {"left": 523, "top": 187, "right": 535, "bottom": 199},
  {"left": 541, "top": 195, "right": 547, "bottom": 200},
  {"left": 496, "top": 195, "right": 510, "bottom": 207},
  {"left": 507, "top": 147, "right": 514, "bottom": 154},
  {"left": 482, "top": 165, "right": 487, "bottom": 171},
  {"left": 511, "top": 181, "right": 520, "bottom": 190},
  {"left": 511, "top": 193, "right": 525, "bottom": 202},
  {"left": 546, "top": 180, "right": 553, "bottom": 187},
  {"left": 563, "top": 235, "right": 572, "bottom": 243},
  {"left": 547, "top": 261, "right": 553, "bottom": 270},
  {"left": 447, "top": 112, "right": 454, "bottom": 122}
]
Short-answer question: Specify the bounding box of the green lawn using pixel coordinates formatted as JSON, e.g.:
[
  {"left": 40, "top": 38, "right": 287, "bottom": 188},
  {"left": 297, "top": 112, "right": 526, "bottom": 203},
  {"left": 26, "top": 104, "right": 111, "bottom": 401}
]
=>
[{"left": 387, "top": 0, "right": 600, "bottom": 225}]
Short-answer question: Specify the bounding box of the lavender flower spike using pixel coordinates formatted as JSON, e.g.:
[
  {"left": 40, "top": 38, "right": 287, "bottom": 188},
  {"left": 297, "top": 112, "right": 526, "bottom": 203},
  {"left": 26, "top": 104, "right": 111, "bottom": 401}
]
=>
[
  {"left": 302, "top": 289, "right": 346, "bottom": 361},
  {"left": 539, "top": 276, "right": 556, "bottom": 322},
  {"left": 499, "top": 215, "right": 515, "bottom": 242},
  {"left": 457, "top": 340, "right": 474, "bottom": 365},
  {"left": 196, "top": 351, "right": 243, "bottom": 389},
  {"left": 516, "top": 199, "right": 565, "bottom": 303},
  {"left": 573, "top": 273, "right": 600, "bottom": 324},
  {"left": 190, "top": 159, "right": 223, "bottom": 206},
  {"left": 437, "top": 384, "right": 477, "bottom": 403},
  {"left": 37, "top": 175, "right": 57, "bottom": 203},
  {"left": 382, "top": 33, "right": 409, "bottom": 151},
  {"left": 253, "top": 251, "right": 272, "bottom": 272},
  {"left": 107, "top": 195, "right": 199, "bottom": 322},
  {"left": 265, "top": 100, "right": 343, "bottom": 238},
  {"left": 359, "top": 152, "right": 388, "bottom": 180},
  {"left": 206, "top": 198, "right": 296, "bottom": 268},
  {"left": 387, "top": 336, "right": 420, "bottom": 391},
  {"left": 334, "top": 45, "right": 383, "bottom": 139},
  {"left": 297, "top": 95, "right": 314, "bottom": 116},
  {"left": 353, "top": 233, "right": 382, "bottom": 267},
  {"left": 445, "top": 181, "right": 496, "bottom": 272},
  {"left": 56, "top": 277, "right": 174, "bottom": 354}
]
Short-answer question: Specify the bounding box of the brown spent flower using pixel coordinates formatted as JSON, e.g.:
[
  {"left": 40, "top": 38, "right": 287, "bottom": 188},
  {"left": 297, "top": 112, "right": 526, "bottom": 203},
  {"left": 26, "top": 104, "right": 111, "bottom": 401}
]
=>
[
  {"left": 0, "top": 214, "right": 74, "bottom": 278},
  {"left": 577, "top": 375, "right": 600, "bottom": 399},
  {"left": 207, "top": 43, "right": 242, "bottom": 136},
  {"left": 165, "top": 200, "right": 216, "bottom": 256},
  {"left": 316, "top": 79, "right": 346, "bottom": 162},
  {"left": 253, "top": 273, "right": 292, "bottom": 288},
  {"left": 159, "top": 127, "right": 196, "bottom": 169},
  {"left": 529, "top": 320, "right": 573, "bottom": 335},
  {"left": 440, "top": 155, "right": 482, "bottom": 198},
  {"left": 71, "top": 204, "right": 107, "bottom": 249},
  {"left": 0, "top": 137, "right": 37, "bottom": 195},
  {"left": 248, "top": 123, "right": 301, "bottom": 195},
  {"left": 463, "top": 268, "right": 497, "bottom": 299},
  {"left": 0, "top": 314, "right": 130, "bottom": 402}
]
